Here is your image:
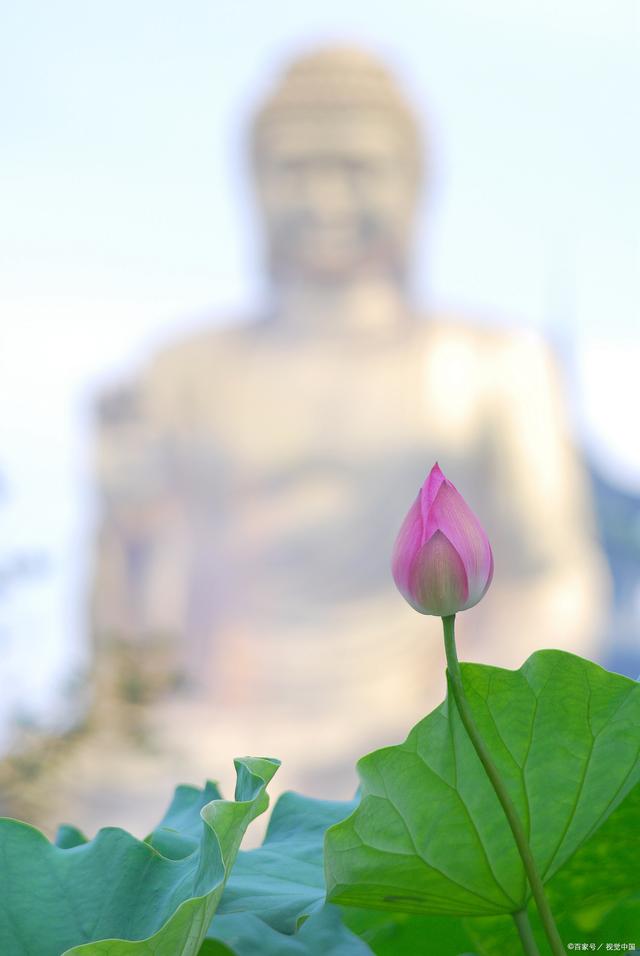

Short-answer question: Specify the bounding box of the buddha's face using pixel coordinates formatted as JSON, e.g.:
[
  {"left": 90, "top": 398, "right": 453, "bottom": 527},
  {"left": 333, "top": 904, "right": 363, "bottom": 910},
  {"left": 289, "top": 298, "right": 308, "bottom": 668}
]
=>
[{"left": 254, "top": 112, "right": 419, "bottom": 284}]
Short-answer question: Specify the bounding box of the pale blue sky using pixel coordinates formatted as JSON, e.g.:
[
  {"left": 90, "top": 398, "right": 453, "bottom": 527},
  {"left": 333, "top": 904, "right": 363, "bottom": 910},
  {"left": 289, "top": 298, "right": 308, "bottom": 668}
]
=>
[{"left": 0, "top": 1, "right": 639, "bottom": 733}]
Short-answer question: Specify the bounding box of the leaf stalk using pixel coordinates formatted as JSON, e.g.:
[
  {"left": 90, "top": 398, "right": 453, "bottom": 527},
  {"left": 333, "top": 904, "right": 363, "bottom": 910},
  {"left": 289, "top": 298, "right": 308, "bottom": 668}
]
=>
[
  {"left": 442, "top": 614, "right": 565, "bottom": 956},
  {"left": 513, "top": 908, "right": 541, "bottom": 956}
]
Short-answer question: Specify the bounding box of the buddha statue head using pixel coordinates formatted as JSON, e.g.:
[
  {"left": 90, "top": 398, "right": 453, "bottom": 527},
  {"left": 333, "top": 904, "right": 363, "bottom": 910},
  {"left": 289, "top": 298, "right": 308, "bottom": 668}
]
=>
[{"left": 252, "top": 47, "right": 423, "bottom": 294}]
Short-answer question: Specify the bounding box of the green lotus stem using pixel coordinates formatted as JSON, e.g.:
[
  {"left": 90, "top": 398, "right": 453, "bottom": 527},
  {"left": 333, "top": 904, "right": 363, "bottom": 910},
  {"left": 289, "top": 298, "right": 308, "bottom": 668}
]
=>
[
  {"left": 442, "top": 615, "right": 566, "bottom": 956},
  {"left": 513, "top": 909, "right": 541, "bottom": 956}
]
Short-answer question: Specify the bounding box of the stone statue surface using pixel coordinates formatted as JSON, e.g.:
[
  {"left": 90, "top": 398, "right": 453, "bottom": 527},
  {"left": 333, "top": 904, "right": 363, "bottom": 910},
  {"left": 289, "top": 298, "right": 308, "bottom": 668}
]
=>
[{"left": 9, "top": 47, "right": 608, "bottom": 835}]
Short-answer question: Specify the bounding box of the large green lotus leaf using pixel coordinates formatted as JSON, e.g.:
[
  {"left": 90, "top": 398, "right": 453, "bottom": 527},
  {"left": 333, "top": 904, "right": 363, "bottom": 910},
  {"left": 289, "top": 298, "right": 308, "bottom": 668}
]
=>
[
  {"left": 206, "top": 785, "right": 476, "bottom": 954},
  {"left": 539, "top": 780, "right": 640, "bottom": 949},
  {"left": 214, "top": 790, "right": 358, "bottom": 932},
  {"left": 144, "top": 779, "right": 223, "bottom": 860},
  {"left": 325, "top": 651, "right": 640, "bottom": 918},
  {"left": 545, "top": 779, "right": 640, "bottom": 924},
  {"left": 204, "top": 792, "right": 368, "bottom": 953},
  {"left": 198, "top": 942, "right": 236, "bottom": 955},
  {"left": 54, "top": 823, "right": 89, "bottom": 849},
  {"left": 0, "top": 756, "right": 279, "bottom": 956},
  {"left": 463, "top": 901, "right": 640, "bottom": 956},
  {"left": 341, "top": 783, "right": 640, "bottom": 956},
  {"left": 206, "top": 905, "right": 373, "bottom": 955},
  {"left": 53, "top": 780, "right": 225, "bottom": 860},
  {"left": 462, "top": 897, "right": 639, "bottom": 956},
  {"left": 341, "top": 787, "right": 640, "bottom": 955},
  {"left": 575, "top": 896, "right": 639, "bottom": 941},
  {"left": 460, "top": 783, "right": 640, "bottom": 954},
  {"left": 342, "top": 908, "right": 478, "bottom": 955}
]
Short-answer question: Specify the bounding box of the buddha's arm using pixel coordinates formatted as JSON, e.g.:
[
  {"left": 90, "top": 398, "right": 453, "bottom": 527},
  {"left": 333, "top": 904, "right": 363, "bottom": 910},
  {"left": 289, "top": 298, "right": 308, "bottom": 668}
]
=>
[
  {"left": 486, "top": 333, "right": 609, "bottom": 654},
  {"left": 90, "top": 378, "right": 191, "bottom": 654}
]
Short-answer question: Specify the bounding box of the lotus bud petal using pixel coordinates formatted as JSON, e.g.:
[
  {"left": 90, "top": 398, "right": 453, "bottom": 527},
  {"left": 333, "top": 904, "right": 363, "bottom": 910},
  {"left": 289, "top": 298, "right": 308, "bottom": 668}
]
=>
[{"left": 391, "top": 463, "right": 493, "bottom": 616}]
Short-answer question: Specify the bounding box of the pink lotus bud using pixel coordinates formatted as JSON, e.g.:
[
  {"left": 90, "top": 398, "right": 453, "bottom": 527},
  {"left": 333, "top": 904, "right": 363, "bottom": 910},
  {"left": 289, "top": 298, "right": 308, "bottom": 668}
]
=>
[{"left": 391, "top": 463, "right": 493, "bottom": 617}]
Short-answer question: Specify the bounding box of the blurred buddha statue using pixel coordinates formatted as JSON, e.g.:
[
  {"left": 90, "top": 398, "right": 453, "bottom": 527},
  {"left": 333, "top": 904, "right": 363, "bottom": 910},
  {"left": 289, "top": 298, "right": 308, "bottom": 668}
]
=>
[{"left": 23, "top": 47, "right": 607, "bottom": 834}]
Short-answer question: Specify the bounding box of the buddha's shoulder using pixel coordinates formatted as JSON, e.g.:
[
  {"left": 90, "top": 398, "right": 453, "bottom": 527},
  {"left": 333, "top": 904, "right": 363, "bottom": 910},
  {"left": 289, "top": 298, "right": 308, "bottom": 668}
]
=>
[
  {"left": 146, "top": 317, "right": 263, "bottom": 379},
  {"left": 417, "top": 313, "right": 556, "bottom": 376},
  {"left": 95, "top": 318, "right": 262, "bottom": 428}
]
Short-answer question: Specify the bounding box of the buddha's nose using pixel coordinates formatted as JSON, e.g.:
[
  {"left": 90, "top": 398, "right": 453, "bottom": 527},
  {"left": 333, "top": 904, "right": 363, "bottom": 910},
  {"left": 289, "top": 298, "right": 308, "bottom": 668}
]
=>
[{"left": 303, "top": 165, "right": 354, "bottom": 217}]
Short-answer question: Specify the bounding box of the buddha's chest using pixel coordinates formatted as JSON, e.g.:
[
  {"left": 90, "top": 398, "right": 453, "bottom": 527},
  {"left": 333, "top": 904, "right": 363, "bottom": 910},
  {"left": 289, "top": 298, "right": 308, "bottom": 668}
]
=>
[
  {"left": 174, "top": 334, "right": 488, "bottom": 536},
  {"left": 155, "top": 335, "right": 495, "bottom": 603},
  {"left": 214, "top": 347, "right": 423, "bottom": 467}
]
